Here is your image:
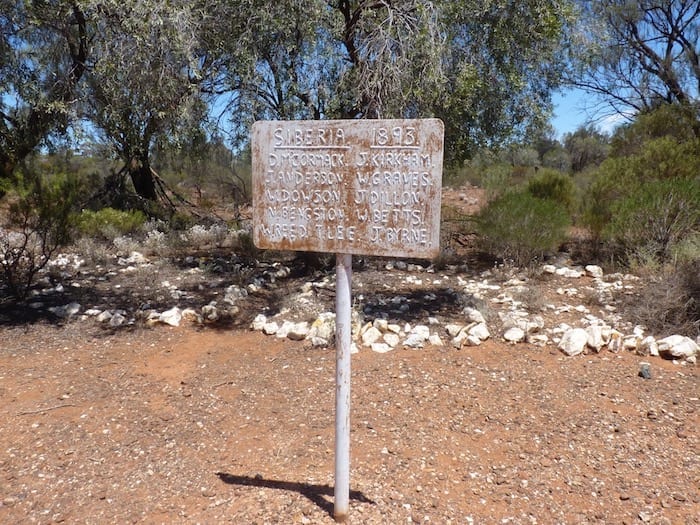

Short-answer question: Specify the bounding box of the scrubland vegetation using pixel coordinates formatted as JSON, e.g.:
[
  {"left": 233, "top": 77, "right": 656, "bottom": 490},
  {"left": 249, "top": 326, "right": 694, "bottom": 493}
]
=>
[
  {"left": 1, "top": 1, "right": 698, "bottom": 337},
  {"left": 445, "top": 105, "right": 699, "bottom": 336}
]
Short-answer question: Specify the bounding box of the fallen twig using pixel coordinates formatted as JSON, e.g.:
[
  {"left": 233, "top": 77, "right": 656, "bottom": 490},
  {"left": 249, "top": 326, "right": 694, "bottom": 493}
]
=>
[
  {"left": 211, "top": 380, "right": 235, "bottom": 388},
  {"left": 18, "top": 403, "right": 77, "bottom": 416}
]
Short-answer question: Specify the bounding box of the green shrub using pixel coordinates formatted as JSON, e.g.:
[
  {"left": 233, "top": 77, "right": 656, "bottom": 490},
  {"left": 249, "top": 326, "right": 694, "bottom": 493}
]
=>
[
  {"left": 671, "top": 231, "right": 700, "bottom": 265},
  {"left": 0, "top": 173, "right": 83, "bottom": 298},
  {"left": 582, "top": 136, "right": 700, "bottom": 240},
  {"left": 605, "top": 178, "right": 700, "bottom": 262},
  {"left": 581, "top": 157, "right": 632, "bottom": 240},
  {"left": 611, "top": 103, "right": 699, "bottom": 156},
  {"left": 626, "top": 137, "right": 700, "bottom": 182},
  {"left": 75, "top": 208, "right": 147, "bottom": 240},
  {"left": 564, "top": 125, "right": 610, "bottom": 173},
  {"left": 475, "top": 190, "right": 571, "bottom": 266},
  {"left": 541, "top": 148, "right": 572, "bottom": 172},
  {"left": 481, "top": 163, "right": 512, "bottom": 202},
  {"left": 526, "top": 168, "right": 577, "bottom": 214}
]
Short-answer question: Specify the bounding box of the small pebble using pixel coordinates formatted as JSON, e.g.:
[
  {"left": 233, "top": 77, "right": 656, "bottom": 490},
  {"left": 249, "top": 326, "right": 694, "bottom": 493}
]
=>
[{"left": 638, "top": 362, "right": 652, "bottom": 379}]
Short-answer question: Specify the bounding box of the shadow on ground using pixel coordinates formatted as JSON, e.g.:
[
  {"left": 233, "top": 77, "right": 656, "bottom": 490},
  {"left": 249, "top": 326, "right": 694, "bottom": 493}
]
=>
[{"left": 216, "top": 472, "right": 376, "bottom": 518}]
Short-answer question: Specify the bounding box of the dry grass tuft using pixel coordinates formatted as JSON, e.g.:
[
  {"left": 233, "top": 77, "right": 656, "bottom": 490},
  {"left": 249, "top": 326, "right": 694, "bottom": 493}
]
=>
[{"left": 621, "top": 260, "right": 700, "bottom": 338}]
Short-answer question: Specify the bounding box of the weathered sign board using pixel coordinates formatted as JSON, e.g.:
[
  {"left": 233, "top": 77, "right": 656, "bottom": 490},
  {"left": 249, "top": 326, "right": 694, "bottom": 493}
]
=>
[
  {"left": 251, "top": 118, "right": 443, "bottom": 523},
  {"left": 252, "top": 119, "right": 444, "bottom": 258}
]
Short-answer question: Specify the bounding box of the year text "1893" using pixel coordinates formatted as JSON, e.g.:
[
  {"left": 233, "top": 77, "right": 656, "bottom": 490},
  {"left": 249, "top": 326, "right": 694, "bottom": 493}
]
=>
[{"left": 371, "top": 127, "right": 419, "bottom": 148}]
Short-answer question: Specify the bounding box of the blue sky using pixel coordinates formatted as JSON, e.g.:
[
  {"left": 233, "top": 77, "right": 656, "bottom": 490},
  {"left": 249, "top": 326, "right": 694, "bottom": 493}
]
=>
[
  {"left": 551, "top": 89, "right": 588, "bottom": 138},
  {"left": 550, "top": 88, "right": 627, "bottom": 139}
]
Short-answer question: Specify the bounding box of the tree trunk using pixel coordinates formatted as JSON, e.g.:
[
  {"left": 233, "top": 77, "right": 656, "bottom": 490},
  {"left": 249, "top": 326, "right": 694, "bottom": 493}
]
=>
[
  {"left": 0, "top": 157, "right": 14, "bottom": 197},
  {"left": 128, "top": 158, "right": 157, "bottom": 201}
]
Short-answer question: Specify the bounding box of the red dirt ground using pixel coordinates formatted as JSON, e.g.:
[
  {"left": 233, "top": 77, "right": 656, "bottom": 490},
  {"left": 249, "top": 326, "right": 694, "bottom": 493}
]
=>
[{"left": 0, "top": 323, "right": 697, "bottom": 524}]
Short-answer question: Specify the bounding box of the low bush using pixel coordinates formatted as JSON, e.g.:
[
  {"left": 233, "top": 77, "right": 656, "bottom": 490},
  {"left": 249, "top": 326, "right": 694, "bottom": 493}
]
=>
[
  {"left": 73, "top": 237, "right": 113, "bottom": 266},
  {"left": 475, "top": 190, "right": 571, "bottom": 267},
  {"left": 182, "top": 224, "right": 230, "bottom": 249},
  {"left": 0, "top": 173, "right": 82, "bottom": 299},
  {"left": 605, "top": 178, "right": 700, "bottom": 262},
  {"left": 621, "top": 259, "right": 700, "bottom": 338},
  {"left": 481, "top": 164, "right": 512, "bottom": 202},
  {"left": 526, "top": 168, "right": 577, "bottom": 214},
  {"left": 611, "top": 103, "right": 699, "bottom": 156},
  {"left": 582, "top": 135, "right": 700, "bottom": 241},
  {"left": 75, "top": 208, "right": 147, "bottom": 240},
  {"left": 581, "top": 157, "right": 633, "bottom": 240},
  {"left": 112, "top": 235, "right": 143, "bottom": 256}
]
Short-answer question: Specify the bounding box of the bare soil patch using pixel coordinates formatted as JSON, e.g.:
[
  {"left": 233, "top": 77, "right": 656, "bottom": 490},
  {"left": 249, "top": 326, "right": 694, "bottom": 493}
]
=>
[
  {"left": 0, "top": 185, "right": 698, "bottom": 523},
  {"left": 0, "top": 322, "right": 697, "bottom": 524}
]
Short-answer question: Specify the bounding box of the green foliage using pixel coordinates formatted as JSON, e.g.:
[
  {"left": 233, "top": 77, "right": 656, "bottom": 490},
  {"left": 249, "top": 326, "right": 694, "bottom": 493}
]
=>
[
  {"left": 541, "top": 147, "right": 572, "bottom": 172},
  {"left": 82, "top": 0, "right": 214, "bottom": 200},
  {"left": 605, "top": 178, "right": 700, "bottom": 262},
  {"left": 582, "top": 157, "right": 634, "bottom": 239},
  {"left": 475, "top": 190, "right": 571, "bottom": 266},
  {"left": 564, "top": 125, "right": 609, "bottom": 173},
  {"left": 439, "top": 1, "right": 575, "bottom": 163},
  {"left": 526, "top": 168, "right": 577, "bottom": 214},
  {"left": 443, "top": 149, "right": 500, "bottom": 188},
  {"left": 8, "top": 173, "right": 83, "bottom": 246},
  {"left": 611, "top": 104, "right": 699, "bottom": 156},
  {"left": 0, "top": 1, "right": 89, "bottom": 181},
  {"left": 582, "top": 107, "right": 700, "bottom": 242},
  {"left": 618, "top": 137, "right": 700, "bottom": 182},
  {"left": 3, "top": 0, "right": 576, "bottom": 194},
  {"left": 480, "top": 164, "right": 513, "bottom": 202},
  {"left": 0, "top": 173, "right": 83, "bottom": 298},
  {"left": 225, "top": 0, "right": 573, "bottom": 162},
  {"left": 75, "top": 208, "right": 147, "bottom": 240},
  {"left": 502, "top": 146, "right": 540, "bottom": 168}
]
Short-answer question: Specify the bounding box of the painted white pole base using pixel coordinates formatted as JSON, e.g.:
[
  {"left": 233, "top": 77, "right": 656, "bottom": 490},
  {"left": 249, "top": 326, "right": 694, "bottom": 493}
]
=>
[{"left": 334, "top": 253, "right": 352, "bottom": 522}]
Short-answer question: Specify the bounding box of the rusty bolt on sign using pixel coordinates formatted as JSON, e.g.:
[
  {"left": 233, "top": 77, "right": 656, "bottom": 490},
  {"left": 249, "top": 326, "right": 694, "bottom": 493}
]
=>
[{"left": 252, "top": 119, "right": 444, "bottom": 522}]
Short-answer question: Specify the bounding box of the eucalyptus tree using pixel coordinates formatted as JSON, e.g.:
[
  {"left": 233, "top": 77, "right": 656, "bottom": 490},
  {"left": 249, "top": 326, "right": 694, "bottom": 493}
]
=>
[
  {"left": 216, "top": 0, "right": 335, "bottom": 143},
  {"left": 567, "top": 0, "right": 699, "bottom": 123},
  {"left": 219, "top": 0, "right": 574, "bottom": 163},
  {"left": 0, "top": 0, "right": 89, "bottom": 182},
  {"left": 437, "top": 0, "right": 575, "bottom": 162},
  {"left": 331, "top": 0, "right": 445, "bottom": 119},
  {"left": 218, "top": 0, "right": 444, "bottom": 147},
  {"left": 81, "top": 0, "right": 222, "bottom": 201}
]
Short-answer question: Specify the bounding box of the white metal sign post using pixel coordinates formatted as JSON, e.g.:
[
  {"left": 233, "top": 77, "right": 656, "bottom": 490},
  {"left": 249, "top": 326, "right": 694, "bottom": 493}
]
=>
[
  {"left": 334, "top": 252, "right": 352, "bottom": 521},
  {"left": 252, "top": 119, "right": 444, "bottom": 522}
]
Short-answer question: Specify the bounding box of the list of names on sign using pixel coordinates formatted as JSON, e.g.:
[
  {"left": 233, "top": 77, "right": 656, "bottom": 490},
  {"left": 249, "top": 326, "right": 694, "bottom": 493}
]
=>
[{"left": 252, "top": 119, "right": 444, "bottom": 259}]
